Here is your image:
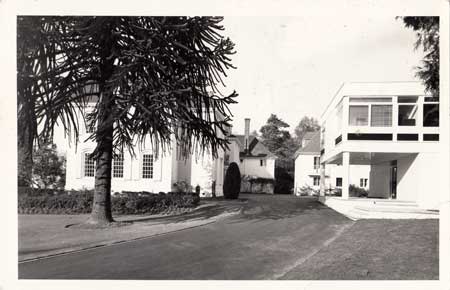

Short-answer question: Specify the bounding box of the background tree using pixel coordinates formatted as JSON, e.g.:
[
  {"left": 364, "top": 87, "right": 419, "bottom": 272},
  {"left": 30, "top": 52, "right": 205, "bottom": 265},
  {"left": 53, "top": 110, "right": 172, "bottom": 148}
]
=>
[
  {"left": 259, "top": 114, "right": 292, "bottom": 156},
  {"left": 17, "top": 16, "right": 238, "bottom": 225},
  {"left": 294, "top": 116, "right": 320, "bottom": 147},
  {"left": 259, "top": 114, "right": 295, "bottom": 193},
  {"left": 17, "top": 17, "right": 68, "bottom": 187},
  {"left": 32, "top": 142, "right": 66, "bottom": 189},
  {"left": 399, "top": 16, "right": 439, "bottom": 98}
]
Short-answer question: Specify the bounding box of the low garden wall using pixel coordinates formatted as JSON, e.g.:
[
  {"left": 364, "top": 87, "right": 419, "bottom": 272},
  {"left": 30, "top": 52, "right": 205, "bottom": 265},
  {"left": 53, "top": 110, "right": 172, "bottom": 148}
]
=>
[{"left": 240, "top": 176, "right": 275, "bottom": 194}]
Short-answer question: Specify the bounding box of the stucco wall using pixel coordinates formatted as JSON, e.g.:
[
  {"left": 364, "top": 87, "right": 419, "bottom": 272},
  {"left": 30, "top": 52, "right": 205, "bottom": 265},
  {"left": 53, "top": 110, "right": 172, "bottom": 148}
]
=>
[
  {"left": 415, "top": 152, "right": 440, "bottom": 209},
  {"left": 396, "top": 154, "right": 419, "bottom": 202},
  {"left": 239, "top": 158, "right": 275, "bottom": 179}
]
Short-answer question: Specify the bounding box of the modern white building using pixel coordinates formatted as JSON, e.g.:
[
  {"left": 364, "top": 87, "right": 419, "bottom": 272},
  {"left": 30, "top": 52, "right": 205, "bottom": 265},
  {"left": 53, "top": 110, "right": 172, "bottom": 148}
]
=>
[
  {"left": 65, "top": 97, "right": 226, "bottom": 196},
  {"left": 319, "top": 81, "right": 440, "bottom": 210},
  {"left": 294, "top": 132, "right": 370, "bottom": 195}
]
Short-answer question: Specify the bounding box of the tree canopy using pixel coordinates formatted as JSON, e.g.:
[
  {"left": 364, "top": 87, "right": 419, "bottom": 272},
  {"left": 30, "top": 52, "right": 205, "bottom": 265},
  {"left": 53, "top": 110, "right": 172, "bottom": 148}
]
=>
[{"left": 399, "top": 16, "right": 439, "bottom": 98}]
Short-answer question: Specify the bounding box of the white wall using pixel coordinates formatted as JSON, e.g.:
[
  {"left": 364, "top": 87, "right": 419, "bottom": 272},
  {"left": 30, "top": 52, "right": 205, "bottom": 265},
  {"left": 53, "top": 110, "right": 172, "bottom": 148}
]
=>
[
  {"left": 396, "top": 154, "right": 418, "bottom": 202},
  {"left": 191, "top": 148, "right": 225, "bottom": 197},
  {"left": 239, "top": 158, "right": 275, "bottom": 179},
  {"left": 65, "top": 145, "right": 173, "bottom": 193},
  {"left": 294, "top": 155, "right": 320, "bottom": 193},
  {"left": 329, "top": 164, "right": 370, "bottom": 189},
  {"left": 416, "top": 152, "right": 440, "bottom": 209}
]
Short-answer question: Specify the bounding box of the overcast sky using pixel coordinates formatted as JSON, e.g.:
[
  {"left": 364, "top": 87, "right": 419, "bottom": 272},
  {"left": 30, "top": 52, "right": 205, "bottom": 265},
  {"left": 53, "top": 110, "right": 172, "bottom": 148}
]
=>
[{"left": 220, "top": 16, "right": 424, "bottom": 135}]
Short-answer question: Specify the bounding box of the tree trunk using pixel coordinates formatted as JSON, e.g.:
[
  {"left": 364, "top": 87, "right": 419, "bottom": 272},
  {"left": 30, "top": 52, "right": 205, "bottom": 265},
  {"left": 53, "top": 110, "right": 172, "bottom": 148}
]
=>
[
  {"left": 88, "top": 96, "right": 114, "bottom": 225},
  {"left": 87, "top": 20, "right": 116, "bottom": 225}
]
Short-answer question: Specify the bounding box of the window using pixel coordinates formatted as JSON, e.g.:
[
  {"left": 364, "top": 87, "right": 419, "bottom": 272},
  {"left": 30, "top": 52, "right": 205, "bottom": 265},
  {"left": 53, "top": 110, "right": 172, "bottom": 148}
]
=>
[
  {"left": 85, "top": 117, "right": 96, "bottom": 134},
  {"left": 113, "top": 153, "right": 124, "bottom": 178},
  {"left": 260, "top": 159, "right": 266, "bottom": 166},
  {"left": 313, "top": 157, "right": 320, "bottom": 169},
  {"left": 360, "top": 178, "right": 368, "bottom": 187},
  {"left": 371, "top": 105, "right": 392, "bottom": 127},
  {"left": 336, "top": 177, "right": 342, "bottom": 187},
  {"left": 398, "top": 104, "right": 417, "bottom": 126},
  {"left": 423, "top": 103, "right": 439, "bottom": 127},
  {"left": 224, "top": 154, "right": 230, "bottom": 166},
  {"left": 349, "top": 106, "right": 368, "bottom": 126},
  {"left": 313, "top": 176, "right": 320, "bottom": 186},
  {"left": 142, "top": 154, "right": 153, "bottom": 179},
  {"left": 84, "top": 153, "right": 95, "bottom": 177}
]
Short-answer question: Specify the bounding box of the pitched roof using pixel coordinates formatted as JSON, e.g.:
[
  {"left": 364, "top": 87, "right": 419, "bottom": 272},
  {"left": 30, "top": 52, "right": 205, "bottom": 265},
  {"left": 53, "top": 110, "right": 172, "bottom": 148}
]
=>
[
  {"left": 294, "top": 132, "right": 321, "bottom": 158},
  {"left": 231, "top": 135, "right": 276, "bottom": 158},
  {"left": 302, "top": 132, "right": 316, "bottom": 142}
]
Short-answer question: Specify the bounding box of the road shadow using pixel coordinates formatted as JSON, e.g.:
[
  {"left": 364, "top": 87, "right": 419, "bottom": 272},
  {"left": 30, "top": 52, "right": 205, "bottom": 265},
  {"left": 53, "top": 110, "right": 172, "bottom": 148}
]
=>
[
  {"left": 226, "top": 194, "right": 342, "bottom": 223},
  {"left": 124, "top": 199, "right": 247, "bottom": 224}
]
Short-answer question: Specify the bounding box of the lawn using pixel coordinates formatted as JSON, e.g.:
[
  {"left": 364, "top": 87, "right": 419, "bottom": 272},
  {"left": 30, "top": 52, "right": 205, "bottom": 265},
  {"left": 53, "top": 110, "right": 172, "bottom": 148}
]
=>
[{"left": 281, "top": 219, "right": 439, "bottom": 280}]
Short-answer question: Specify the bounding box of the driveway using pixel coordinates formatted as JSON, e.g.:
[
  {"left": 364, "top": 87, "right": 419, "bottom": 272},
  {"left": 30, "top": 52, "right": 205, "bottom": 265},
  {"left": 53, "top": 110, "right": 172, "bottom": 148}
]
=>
[{"left": 18, "top": 194, "right": 438, "bottom": 279}]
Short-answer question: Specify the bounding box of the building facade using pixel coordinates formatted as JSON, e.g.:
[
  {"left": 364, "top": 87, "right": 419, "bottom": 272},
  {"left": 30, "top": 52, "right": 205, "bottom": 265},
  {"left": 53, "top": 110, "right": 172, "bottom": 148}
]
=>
[
  {"left": 224, "top": 118, "right": 276, "bottom": 193},
  {"left": 65, "top": 99, "right": 226, "bottom": 196},
  {"left": 294, "top": 132, "right": 370, "bottom": 195},
  {"left": 319, "top": 82, "right": 440, "bottom": 209}
]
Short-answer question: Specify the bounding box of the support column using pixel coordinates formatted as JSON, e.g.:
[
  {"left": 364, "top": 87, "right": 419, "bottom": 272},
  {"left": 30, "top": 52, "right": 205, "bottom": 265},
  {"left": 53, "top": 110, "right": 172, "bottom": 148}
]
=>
[
  {"left": 319, "top": 163, "right": 326, "bottom": 197},
  {"left": 342, "top": 151, "right": 350, "bottom": 199}
]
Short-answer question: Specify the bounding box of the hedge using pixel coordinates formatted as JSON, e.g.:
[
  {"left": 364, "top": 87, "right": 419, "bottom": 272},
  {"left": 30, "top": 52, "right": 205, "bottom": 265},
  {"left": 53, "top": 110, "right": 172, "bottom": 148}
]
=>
[{"left": 18, "top": 188, "right": 200, "bottom": 215}]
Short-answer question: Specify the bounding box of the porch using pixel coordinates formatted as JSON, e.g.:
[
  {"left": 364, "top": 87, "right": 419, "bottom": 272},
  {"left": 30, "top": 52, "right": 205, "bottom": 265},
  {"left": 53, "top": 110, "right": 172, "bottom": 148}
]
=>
[{"left": 319, "top": 196, "right": 439, "bottom": 220}]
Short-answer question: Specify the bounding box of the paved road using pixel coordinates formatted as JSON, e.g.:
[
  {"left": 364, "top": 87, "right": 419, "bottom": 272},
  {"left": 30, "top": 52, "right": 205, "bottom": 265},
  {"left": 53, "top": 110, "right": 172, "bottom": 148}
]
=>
[{"left": 19, "top": 194, "right": 353, "bottom": 279}]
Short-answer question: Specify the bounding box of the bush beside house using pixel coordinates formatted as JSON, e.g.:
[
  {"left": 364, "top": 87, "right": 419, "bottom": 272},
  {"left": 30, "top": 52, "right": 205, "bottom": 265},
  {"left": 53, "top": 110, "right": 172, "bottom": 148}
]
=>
[
  {"left": 223, "top": 162, "right": 241, "bottom": 199},
  {"left": 323, "top": 184, "right": 369, "bottom": 197}
]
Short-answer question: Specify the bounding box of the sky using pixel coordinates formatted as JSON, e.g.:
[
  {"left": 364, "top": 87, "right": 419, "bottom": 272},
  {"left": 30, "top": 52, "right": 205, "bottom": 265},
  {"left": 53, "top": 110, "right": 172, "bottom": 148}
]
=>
[
  {"left": 219, "top": 16, "right": 424, "bottom": 136},
  {"left": 53, "top": 15, "right": 425, "bottom": 151}
]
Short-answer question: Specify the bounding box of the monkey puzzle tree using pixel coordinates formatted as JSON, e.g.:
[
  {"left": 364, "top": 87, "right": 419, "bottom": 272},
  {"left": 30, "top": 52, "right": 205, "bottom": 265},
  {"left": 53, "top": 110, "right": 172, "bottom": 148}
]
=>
[{"left": 17, "top": 16, "right": 238, "bottom": 225}]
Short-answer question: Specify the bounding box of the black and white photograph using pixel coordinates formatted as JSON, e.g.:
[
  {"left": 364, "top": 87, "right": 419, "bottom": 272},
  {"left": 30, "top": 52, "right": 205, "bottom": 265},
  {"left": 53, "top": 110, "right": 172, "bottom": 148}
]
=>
[{"left": 1, "top": 0, "right": 449, "bottom": 288}]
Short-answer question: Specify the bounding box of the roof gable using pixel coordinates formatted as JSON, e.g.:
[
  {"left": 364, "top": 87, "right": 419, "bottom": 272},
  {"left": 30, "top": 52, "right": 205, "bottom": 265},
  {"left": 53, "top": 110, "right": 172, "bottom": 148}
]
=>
[
  {"left": 232, "top": 135, "right": 275, "bottom": 158},
  {"left": 294, "top": 132, "right": 321, "bottom": 158}
]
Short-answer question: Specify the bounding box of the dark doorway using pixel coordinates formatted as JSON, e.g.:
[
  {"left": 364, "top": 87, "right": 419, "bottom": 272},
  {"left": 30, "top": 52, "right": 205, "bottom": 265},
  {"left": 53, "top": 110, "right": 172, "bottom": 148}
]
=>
[{"left": 390, "top": 161, "right": 397, "bottom": 199}]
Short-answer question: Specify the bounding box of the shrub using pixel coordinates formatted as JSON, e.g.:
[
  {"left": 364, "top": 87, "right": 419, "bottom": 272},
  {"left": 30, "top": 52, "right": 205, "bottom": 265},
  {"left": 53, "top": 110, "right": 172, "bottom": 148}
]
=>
[
  {"left": 297, "top": 185, "right": 319, "bottom": 196},
  {"left": 349, "top": 184, "right": 369, "bottom": 197},
  {"left": 274, "top": 167, "right": 294, "bottom": 194},
  {"left": 18, "top": 189, "right": 200, "bottom": 215},
  {"left": 223, "top": 162, "right": 241, "bottom": 199}
]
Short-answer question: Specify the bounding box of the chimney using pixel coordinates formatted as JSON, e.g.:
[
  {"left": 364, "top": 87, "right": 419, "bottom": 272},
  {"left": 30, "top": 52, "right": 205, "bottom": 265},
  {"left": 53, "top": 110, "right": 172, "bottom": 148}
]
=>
[{"left": 244, "top": 118, "right": 250, "bottom": 153}]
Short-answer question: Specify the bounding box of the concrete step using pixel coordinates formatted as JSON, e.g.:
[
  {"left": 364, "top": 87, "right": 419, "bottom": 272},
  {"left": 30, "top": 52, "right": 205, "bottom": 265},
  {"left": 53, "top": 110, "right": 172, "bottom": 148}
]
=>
[{"left": 354, "top": 205, "right": 438, "bottom": 215}]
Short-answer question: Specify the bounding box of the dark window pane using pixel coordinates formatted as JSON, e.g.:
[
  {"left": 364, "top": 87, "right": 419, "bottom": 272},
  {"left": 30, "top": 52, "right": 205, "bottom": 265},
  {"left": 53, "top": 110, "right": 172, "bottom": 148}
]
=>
[
  {"left": 398, "top": 105, "right": 417, "bottom": 126},
  {"left": 423, "top": 104, "right": 439, "bottom": 127}
]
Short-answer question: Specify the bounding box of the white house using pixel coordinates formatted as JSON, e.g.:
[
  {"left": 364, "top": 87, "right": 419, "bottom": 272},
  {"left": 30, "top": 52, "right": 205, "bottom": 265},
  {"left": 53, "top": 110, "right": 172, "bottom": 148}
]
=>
[
  {"left": 65, "top": 98, "right": 226, "bottom": 196},
  {"left": 319, "top": 81, "right": 440, "bottom": 210},
  {"left": 225, "top": 118, "right": 276, "bottom": 179},
  {"left": 294, "top": 132, "right": 370, "bottom": 195}
]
